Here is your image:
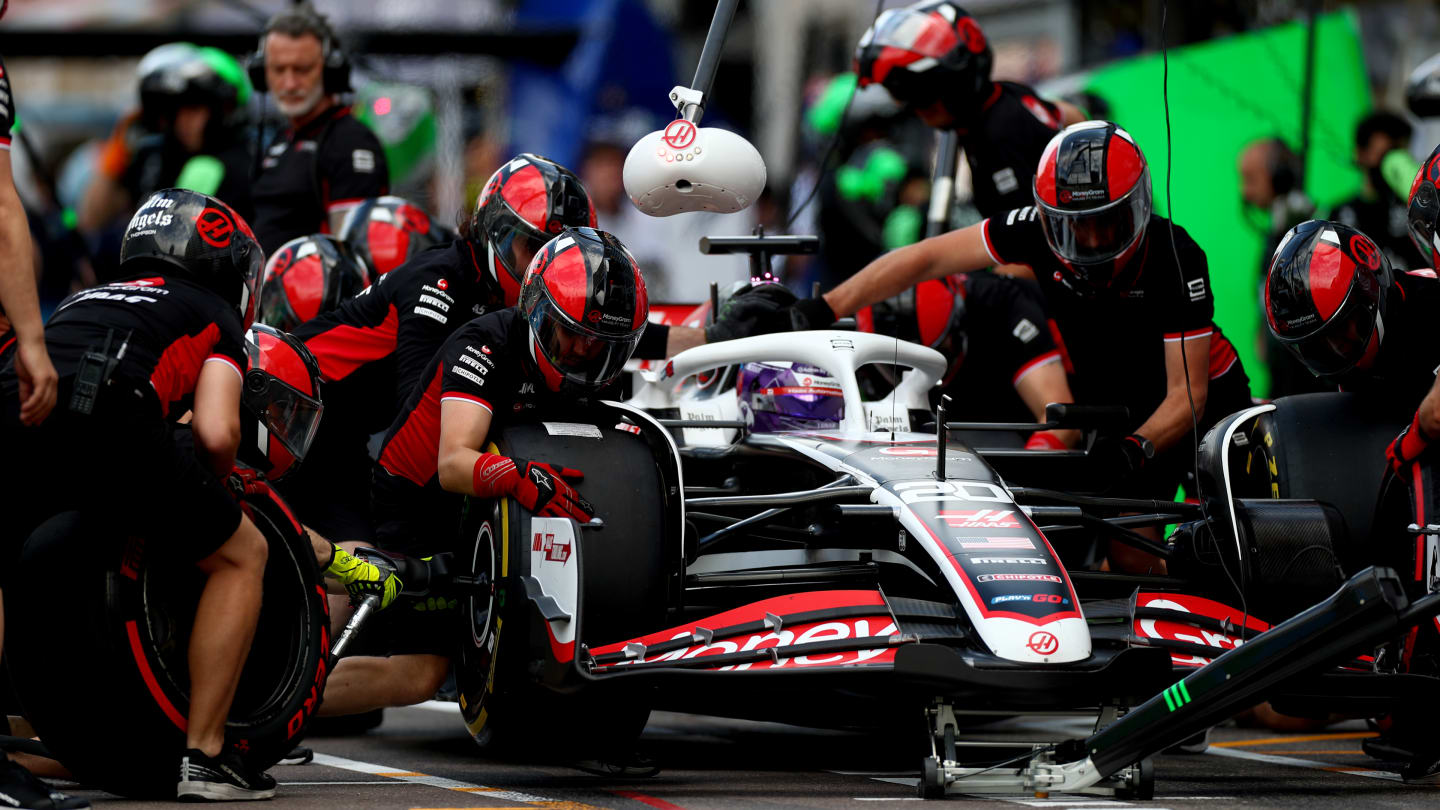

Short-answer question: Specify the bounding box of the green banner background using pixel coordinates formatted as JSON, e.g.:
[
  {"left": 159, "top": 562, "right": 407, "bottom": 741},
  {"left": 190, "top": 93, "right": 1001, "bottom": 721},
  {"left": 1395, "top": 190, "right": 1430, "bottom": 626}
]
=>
[{"left": 1084, "top": 10, "right": 1372, "bottom": 397}]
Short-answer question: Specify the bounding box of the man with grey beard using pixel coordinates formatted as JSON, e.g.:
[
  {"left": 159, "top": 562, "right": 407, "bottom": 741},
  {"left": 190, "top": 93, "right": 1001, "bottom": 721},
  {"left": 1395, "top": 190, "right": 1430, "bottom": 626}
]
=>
[{"left": 249, "top": 3, "right": 387, "bottom": 253}]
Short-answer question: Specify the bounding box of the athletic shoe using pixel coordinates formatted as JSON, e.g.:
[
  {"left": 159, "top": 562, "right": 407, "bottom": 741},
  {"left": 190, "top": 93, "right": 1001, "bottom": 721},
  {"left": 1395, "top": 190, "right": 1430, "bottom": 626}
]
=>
[
  {"left": 176, "top": 748, "right": 276, "bottom": 801},
  {"left": 0, "top": 758, "right": 89, "bottom": 810},
  {"left": 571, "top": 752, "right": 660, "bottom": 778},
  {"left": 1401, "top": 750, "right": 1440, "bottom": 784},
  {"left": 277, "top": 747, "right": 313, "bottom": 766}
]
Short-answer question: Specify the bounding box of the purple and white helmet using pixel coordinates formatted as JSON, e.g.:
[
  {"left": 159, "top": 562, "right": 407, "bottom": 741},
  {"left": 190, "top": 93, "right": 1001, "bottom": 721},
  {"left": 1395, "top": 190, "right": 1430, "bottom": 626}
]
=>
[{"left": 738, "top": 362, "right": 845, "bottom": 433}]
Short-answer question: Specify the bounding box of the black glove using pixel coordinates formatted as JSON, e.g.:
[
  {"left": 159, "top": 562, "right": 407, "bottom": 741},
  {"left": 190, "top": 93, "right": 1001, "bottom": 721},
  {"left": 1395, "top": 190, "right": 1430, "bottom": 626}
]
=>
[
  {"left": 704, "top": 283, "right": 798, "bottom": 342},
  {"left": 790, "top": 296, "right": 837, "bottom": 331},
  {"left": 1090, "top": 433, "right": 1152, "bottom": 483}
]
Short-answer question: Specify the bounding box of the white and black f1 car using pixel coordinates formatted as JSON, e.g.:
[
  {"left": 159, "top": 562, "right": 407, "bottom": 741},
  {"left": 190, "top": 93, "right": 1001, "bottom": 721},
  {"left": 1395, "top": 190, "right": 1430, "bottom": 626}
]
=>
[{"left": 412, "top": 325, "right": 1440, "bottom": 798}]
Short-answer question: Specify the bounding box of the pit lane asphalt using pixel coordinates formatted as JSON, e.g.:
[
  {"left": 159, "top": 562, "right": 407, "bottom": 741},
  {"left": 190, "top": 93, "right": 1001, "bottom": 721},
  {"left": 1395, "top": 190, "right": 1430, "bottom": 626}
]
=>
[{"left": 69, "top": 706, "right": 1439, "bottom": 808}]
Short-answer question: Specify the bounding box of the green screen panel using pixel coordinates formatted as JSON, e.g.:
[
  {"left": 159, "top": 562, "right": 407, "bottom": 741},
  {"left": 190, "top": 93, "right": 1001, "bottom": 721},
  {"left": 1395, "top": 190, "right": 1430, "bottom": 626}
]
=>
[{"left": 1084, "top": 10, "right": 1371, "bottom": 398}]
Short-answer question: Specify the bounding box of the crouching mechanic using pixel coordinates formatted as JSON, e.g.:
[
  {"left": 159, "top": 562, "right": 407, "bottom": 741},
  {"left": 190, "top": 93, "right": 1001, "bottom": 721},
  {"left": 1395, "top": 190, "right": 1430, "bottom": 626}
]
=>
[
  {"left": 761, "top": 122, "right": 1253, "bottom": 570},
  {"left": 318, "top": 226, "right": 645, "bottom": 715},
  {"left": 1262, "top": 215, "right": 1440, "bottom": 782},
  {"left": 0, "top": 190, "right": 277, "bottom": 800}
]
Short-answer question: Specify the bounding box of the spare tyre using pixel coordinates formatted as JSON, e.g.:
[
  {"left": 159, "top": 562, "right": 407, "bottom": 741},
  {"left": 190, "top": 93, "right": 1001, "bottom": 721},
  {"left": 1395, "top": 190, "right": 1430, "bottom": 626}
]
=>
[
  {"left": 455, "top": 404, "right": 681, "bottom": 757},
  {"left": 5, "top": 478, "right": 330, "bottom": 798}
]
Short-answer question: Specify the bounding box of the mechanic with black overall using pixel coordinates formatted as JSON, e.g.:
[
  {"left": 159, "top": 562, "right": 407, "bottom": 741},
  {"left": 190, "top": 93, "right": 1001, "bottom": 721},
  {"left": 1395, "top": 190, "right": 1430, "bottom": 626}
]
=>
[
  {"left": 855, "top": 0, "right": 1084, "bottom": 224},
  {"left": 283, "top": 153, "right": 755, "bottom": 557},
  {"left": 1262, "top": 146, "right": 1440, "bottom": 782},
  {"left": 315, "top": 227, "right": 643, "bottom": 720},
  {"left": 0, "top": 190, "right": 277, "bottom": 801},
  {"left": 247, "top": 4, "right": 387, "bottom": 254},
  {"left": 759, "top": 122, "right": 1254, "bottom": 573}
]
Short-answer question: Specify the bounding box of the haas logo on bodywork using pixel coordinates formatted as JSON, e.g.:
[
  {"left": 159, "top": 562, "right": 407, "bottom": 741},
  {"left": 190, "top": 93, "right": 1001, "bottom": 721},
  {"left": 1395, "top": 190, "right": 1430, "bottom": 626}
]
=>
[
  {"left": 938, "top": 510, "right": 1020, "bottom": 529},
  {"left": 532, "top": 531, "right": 571, "bottom": 565}
]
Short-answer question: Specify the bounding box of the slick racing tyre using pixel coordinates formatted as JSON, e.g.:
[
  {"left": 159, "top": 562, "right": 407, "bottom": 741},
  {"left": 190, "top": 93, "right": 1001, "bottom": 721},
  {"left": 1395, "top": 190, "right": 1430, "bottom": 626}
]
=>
[
  {"left": 456, "top": 408, "right": 676, "bottom": 758},
  {"left": 1230, "top": 392, "right": 1409, "bottom": 571},
  {"left": 5, "top": 482, "right": 329, "bottom": 798}
]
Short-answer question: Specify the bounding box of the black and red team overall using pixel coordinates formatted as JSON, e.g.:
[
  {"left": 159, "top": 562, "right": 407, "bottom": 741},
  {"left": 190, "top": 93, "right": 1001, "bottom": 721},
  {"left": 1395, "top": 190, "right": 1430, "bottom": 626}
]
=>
[
  {"left": 358, "top": 227, "right": 645, "bottom": 659},
  {"left": 0, "top": 51, "right": 18, "bottom": 356},
  {"left": 1263, "top": 215, "right": 1440, "bottom": 778},
  {"left": 0, "top": 192, "right": 258, "bottom": 572},
  {"left": 858, "top": 271, "right": 1065, "bottom": 425},
  {"left": 854, "top": 0, "right": 1067, "bottom": 219},
  {"left": 280, "top": 155, "right": 675, "bottom": 544},
  {"left": 278, "top": 154, "right": 596, "bottom": 543},
  {"left": 983, "top": 122, "right": 1251, "bottom": 499}
]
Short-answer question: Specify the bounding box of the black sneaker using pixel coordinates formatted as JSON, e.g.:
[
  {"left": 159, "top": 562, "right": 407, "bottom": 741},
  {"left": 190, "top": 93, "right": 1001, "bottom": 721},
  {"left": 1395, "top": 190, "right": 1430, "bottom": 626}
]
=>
[
  {"left": 571, "top": 752, "right": 660, "bottom": 778},
  {"left": 277, "top": 747, "right": 313, "bottom": 766},
  {"left": 0, "top": 758, "right": 89, "bottom": 810},
  {"left": 177, "top": 748, "right": 276, "bottom": 801},
  {"left": 1402, "top": 749, "right": 1440, "bottom": 784}
]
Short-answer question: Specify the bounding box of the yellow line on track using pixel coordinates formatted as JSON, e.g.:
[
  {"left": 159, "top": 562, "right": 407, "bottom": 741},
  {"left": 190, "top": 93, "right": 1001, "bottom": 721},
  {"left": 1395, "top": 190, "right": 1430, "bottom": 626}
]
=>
[{"left": 1209, "top": 731, "right": 1377, "bottom": 748}]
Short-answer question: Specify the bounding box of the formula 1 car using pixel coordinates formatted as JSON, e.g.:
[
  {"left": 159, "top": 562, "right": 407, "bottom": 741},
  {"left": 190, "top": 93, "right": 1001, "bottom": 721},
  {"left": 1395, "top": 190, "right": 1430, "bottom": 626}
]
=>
[{"left": 428, "top": 324, "right": 1440, "bottom": 798}]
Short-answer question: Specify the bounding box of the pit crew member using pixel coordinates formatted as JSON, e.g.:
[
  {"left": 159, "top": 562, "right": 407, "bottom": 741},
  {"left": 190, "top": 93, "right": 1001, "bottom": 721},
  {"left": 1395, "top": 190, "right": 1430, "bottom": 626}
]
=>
[
  {"left": 0, "top": 190, "right": 276, "bottom": 800},
  {"left": 764, "top": 122, "right": 1253, "bottom": 567},
  {"left": 317, "top": 226, "right": 644, "bottom": 716}
]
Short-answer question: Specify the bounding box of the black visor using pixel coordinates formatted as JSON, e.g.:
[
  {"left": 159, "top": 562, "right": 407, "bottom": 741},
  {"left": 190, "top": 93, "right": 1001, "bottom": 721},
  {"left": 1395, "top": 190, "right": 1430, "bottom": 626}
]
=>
[{"left": 526, "top": 293, "right": 643, "bottom": 390}]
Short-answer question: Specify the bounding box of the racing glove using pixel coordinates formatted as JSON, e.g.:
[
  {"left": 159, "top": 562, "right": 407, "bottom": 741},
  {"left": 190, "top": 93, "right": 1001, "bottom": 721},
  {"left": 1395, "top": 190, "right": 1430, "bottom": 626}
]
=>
[
  {"left": 790, "top": 296, "right": 838, "bottom": 331},
  {"left": 1091, "top": 433, "right": 1152, "bottom": 480},
  {"left": 1025, "top": 431, "right": 1068, "bottom": 451},
  {"left": 324, "top": 543, "right": 402, "bottom": 609},
  {"left": 472, "top": 454, "right": 595, "bottom": 522},
  {"left": 704, "top": 283, "right": 798, "bottom": 342},
  {"left": 1387, "top": 411, "right": 1435, "bottom": 478}
]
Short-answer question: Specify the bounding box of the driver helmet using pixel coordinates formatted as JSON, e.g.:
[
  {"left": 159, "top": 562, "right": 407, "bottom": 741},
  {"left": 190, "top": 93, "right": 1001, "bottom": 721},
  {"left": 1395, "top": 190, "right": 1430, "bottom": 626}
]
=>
[
  {"left": 1033, "top": 121, "right": 1152, "bottom": 294},
  {"left": 119, "top": 188, "right": 262, "bottom": 329},
  {"left": 1407, "top": 142, "right": 1440, "bottom": 264},
  {"left": 1264, "top": 219, "right": 1392, "bottom": 378},
  {"left": 239, "top": 324, "right": 324, "bottom": 481},
  {"left": 257, "top": 234, "right": 370, "bottom": 332},
  {"left": 469, "top": 153, "right": 596, "bottom": 306},
  {"left": 738, "top": 362, "right": 845, "bottom": 433},
  {"left": 338, "top": 195, "right": 452, "bottom": 277},
  {"left": 854, "top": 1, "right": 992, "bottom": 126},
  {"left": 519, "top": 227, "right": 648, "bottom": 394}
]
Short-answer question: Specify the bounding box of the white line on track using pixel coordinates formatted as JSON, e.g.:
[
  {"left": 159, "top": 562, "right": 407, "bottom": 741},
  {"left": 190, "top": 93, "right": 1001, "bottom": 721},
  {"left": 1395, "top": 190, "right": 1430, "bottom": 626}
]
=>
[
  {"left": 1205, "top": 747, "right": 1403, "bottom": 782},
  {"left": 277, "top": 780, "right": 408, "bottom": 785},
  {"left": 310, "top": 752, "right": 555, "bottom": 803},
  {"left": 408, "top": 699, "right": 462, "bottom": 714}
]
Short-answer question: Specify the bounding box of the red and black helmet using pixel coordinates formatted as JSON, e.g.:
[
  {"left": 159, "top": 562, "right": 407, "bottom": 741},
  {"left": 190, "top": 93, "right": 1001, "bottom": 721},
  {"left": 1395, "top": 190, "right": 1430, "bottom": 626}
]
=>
[
  {"left": 119, "top": 188, "right": 263, "bottom": 329},
  {"left": 854, "top": 1, "right": 992, "bottom": 123},
  {"left": 239, "top": 324, "right": 324, "bottom": 481},
  {"left": 1407, "top": 143, "right": 1440, "bottom": 265},
  {"left": 1033, "top": 121, "right": 1152, "bottom": 293},
  {"left": 519, "top": 227, "right": 648, "bottom": 395},
  {"left": 471, "top": 154, "right": 596, "bottom": 307},
  {"left": 1264, "top": 219, "right": 1392, "bottom": 378},
  {"left": 338, "top": 195, "right": 453, "bottom": 277},
  {"left": 257, "top": 234, "right": 370, "bottom": 332},
  {"left": 858, "top": 275, "right": 968, "bottom": 383}
]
